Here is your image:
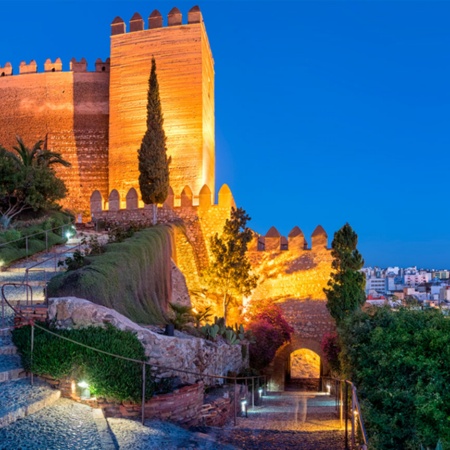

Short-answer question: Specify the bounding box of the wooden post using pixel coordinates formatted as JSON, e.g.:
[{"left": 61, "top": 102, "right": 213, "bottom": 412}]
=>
[
  {"left": 30, "top": 325, "right": 34, "bottom": 386},
  {"left": 345, "top": 383, "right": 349, "bottom": 449},
  {"left": 234, "top": 377, "right": 237, "bottom": 426},
  {"left": 141, "top": 363, "right": 146, "bottom": 425}
]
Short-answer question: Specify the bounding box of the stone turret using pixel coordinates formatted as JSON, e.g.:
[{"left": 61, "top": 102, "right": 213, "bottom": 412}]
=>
[
  {"left": 288, "top": 226, "right": 307, "bottom": 251},
  {"left": 311, "top": 225, "right": 328, "bottom": 250}
]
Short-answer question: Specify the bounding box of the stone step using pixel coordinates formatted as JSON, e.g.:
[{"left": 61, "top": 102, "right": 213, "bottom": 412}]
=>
[
  {"left": 0, "top": 346, "right": 17, "bottom": 356},
  {"left": 0, "top": 355, "right": 26, "bottom": 383},
  {"left": 0, "top": 378, "right": 61, "bottom": 429},
  {"left": 0, "top": 328, "right": 12, "bottom": 337}
]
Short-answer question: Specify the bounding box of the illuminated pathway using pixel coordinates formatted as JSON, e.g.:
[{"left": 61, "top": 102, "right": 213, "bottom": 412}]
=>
[{"left": 210, "top": 391, "right": 345, "bottom": 450}]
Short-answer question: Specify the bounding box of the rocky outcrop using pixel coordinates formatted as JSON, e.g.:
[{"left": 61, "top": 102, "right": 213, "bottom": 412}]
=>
[{"left": 48, "top": 297, "right": 247, "bottom": 385}]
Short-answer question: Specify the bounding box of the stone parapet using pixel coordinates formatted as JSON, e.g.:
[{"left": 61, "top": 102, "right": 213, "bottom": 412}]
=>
[{"left": 48, "top": 297, "right": 247, "bottom": 385}]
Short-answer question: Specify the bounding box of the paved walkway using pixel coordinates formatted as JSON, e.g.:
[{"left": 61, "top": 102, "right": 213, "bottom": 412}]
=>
[{"left": 208, "top": 391, "right": 345, "bottom": 450}]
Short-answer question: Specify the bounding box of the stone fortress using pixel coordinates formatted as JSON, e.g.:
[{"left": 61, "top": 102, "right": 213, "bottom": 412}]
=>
[{"left": 0, "top": 5, "right": 335, "bottom": 388}]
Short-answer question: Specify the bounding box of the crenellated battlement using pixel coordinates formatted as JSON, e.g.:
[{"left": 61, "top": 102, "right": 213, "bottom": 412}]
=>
[
  {"left": 111, "top": 5, "right": 203, "bottom": 36},
  {"left": 90, "top": 183, "right": 234, "bottom": 216},
  {"left": 249, "top": 224, "right": 329, "bottom": 253},
  {"left": 0, "top": 62, "right": 13, "bottom": 77},
  {"left": 0, "top": 57, "right": 110, "bottom": 78}
]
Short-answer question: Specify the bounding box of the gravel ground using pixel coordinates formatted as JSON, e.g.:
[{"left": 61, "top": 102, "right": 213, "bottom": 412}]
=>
[
  {"left": 207, "top": 392, "right": 345, "bottom": 450},
  {"left": 0, "top": 398, "right": 103, "bottom": 450},
  {"left": 0, "top": 379, "right": 55, "bottom": 413},
  {"left": 108, "top": 418, "right": 237, "bottom": 450}
]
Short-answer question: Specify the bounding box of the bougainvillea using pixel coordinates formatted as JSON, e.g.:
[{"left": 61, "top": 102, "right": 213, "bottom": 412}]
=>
[
  {"left": 245, "top": 300, "right": 293, "bottom": 370},
  {"left": 320, "top": 331, "right": 340, "bottom": 374}
]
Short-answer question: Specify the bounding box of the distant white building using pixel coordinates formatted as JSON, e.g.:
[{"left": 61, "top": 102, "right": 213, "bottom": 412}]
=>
[
  {"left": 404, "top": 271, "right": 431, "bottom": 287},
  {"left": 366, "top": 277, "right": 386, "bottom": 294}
]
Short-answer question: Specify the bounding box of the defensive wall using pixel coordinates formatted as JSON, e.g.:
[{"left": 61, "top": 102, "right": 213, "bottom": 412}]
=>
[
  {"left": 109, "top": 6, "right": 215, "bottom": 205},
  {"left": 0, "top": 6, "right": 214, "bottom": 216},
  {"left": 89, "top": 184, "right": 336, "bottom": 380},
  {"left": 0, "top": 58, "right": 109, "bottom": 214}
]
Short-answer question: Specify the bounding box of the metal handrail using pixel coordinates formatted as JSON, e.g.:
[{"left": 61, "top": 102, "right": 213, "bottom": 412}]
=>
[
  {"left": 0, "top": 222, "right": 73, "bottom": 249},
  {"left": 322, "top": 376, "right": 368, "bottom": 449},
  {"left": 1, "top": 283, "right": 266, "bottom": 426}
]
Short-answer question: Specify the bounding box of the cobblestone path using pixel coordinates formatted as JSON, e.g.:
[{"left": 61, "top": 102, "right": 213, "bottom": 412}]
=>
[{"left": 208, "top": 391, "right": 345, "bottom": 450}]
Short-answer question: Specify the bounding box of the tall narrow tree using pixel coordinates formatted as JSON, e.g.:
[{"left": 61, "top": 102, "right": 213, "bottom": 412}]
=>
[
  {"left": 324, "top": 223, "right": 366, "bottom": 324},
  {"left": 138, "top": 57, "right": 170, "bottom": 224},
  {"left": 202, "top": 207, "right": 259, "bottom": 324}
]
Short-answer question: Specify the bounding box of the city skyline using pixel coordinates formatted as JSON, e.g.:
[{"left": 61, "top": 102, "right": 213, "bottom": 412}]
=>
[{"left": 0, "top": 1, "right": 449, "bottom": 268}]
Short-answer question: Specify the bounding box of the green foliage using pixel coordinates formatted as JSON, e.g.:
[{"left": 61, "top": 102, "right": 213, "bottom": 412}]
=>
[
  {"left": 138, "top": 57, "right": 170, "bottom": 206},
  {"left": 340, "top": 307, "right": 450, "bottom": 449},
  {"left": 192, "top": 305, "right": 213, "bottom": 329},
  {"left": 244, "top": 299, "right": 293, "bottom": 370},
  {"left": 200, "top": 323, "right": 220, "bottom": 341},
  {"left": 0, "top": 212, "right": 71, "bottom": 267},
  {"left": 107, "top": 222, "right": 148, "bottom": 244},
  {"left": 12, "top": 323, "right": 154, "bottom": 402},
  {"left": 324, "top": 223, "right": 366, "bottom": 324},
  {"left": 201, "top": 207, "right": 258, "bottom": 324},
  {"left": 47, "top": 226, "right": 173, "bottom": 325},
  {"left": 199, "top": 317, "right": 245, "bottom": 345},
  {"left": 0, "top": 137, "right": 70, "bottom": 229},
  {"left": 169, "top": 303, "right": 193, "bottom": 330}
]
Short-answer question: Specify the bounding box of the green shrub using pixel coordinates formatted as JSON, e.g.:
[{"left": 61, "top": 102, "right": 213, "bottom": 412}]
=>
[
  {"left": 0, "top": 212, "right": 70, "bottom": 267},
  {"left": 48, "top": 225, "right": 173, "bottom": 325},
  {"left": 340, "top": 307, "right": 450, "bottom": 449},
  {"left": 12, "top": 323, "right": 154, "bottom": 402}
]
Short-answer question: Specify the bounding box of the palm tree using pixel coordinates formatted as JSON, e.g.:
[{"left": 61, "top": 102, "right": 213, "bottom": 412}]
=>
[
  {"left": 0, "top": 136, "right": 71, "bottom": 228},
  {"left": 11, "top": 136, "right": 71, "bottom": 168}
]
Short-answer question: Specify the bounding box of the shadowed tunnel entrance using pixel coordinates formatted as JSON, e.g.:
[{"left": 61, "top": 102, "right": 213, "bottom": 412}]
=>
[
  {"left": 285, "top": 348, "right": 322, "bottom": 391},
  {"left": 268, "top": 336, "right": 328, "bottom": 392}
]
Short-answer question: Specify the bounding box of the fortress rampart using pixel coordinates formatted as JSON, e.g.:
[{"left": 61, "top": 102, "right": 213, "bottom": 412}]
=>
[
  {"left": 0, "top": 59, "right": 110, "bottom": 214},
  {"left": 0, "top": 6, "right": 214, "bottom": 216},
  {"left": 109, "top": 6, "right": 215, "bottom": 207}
]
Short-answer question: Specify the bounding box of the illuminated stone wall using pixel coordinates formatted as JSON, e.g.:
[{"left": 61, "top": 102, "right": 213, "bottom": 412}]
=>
[
  {"left": 0, "top": 6, "right": 214, "bottom": 216},
  {"left": 0, "top": 59, "right": 109, "bottom": 216},
  {"left": 109, "top": 7, "right": 215, "bottom": 205},
  {"left": 90, "top": 184, "right": 234, "bottom": 303}
]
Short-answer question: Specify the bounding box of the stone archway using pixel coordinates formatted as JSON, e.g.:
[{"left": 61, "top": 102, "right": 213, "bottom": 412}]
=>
[
  {"left": 287, "top": 348, "right": 321, "bottom": 391},
  {"left": 267, "top": 335, "right": 329, "bottom": 392}
]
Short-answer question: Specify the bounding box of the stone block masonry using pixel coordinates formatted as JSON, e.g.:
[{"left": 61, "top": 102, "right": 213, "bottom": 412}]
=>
[
  {"left": 48, "top": 297, "right": 248, "bottom": 385},
  {"left": 0, "top": 6, "right": 214, "bottom": 216},
  {"left": 0, "top": 69, "right": 109, "bottom": 216}
]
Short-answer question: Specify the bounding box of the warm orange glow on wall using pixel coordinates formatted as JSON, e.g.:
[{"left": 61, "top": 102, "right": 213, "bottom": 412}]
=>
[{"left": 290, "top": 348, "right": 321, "bottom": 378}]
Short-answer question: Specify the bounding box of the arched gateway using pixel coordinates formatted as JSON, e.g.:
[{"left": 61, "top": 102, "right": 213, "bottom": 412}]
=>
[{"left": 266, "top": 299, "right": 335, "bottom": 391}]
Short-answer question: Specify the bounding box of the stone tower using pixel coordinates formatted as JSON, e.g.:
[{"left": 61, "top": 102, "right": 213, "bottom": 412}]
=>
[{"left": 108, "top": 6, "right": 215, "bottom": 206}]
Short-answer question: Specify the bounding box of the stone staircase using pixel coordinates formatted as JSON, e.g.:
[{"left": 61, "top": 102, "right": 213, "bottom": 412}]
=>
[{"left": 0, "top": 326, "right": 61, "bottom": 429}]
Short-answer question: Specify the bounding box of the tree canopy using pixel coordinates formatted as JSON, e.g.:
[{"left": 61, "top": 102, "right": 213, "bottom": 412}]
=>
[
  {"left": 324, "top": 223, "right": 366, "bottom": 324},
  {"left": 340, "top": 307, "right": 450, "bottom": 449},
  {"left": 0, "top": 137, "right": 70, "bottom": 229},
  {"left": 138, "top": 57, "right": 170, "bottom": 210},
  {"left": 202, "top": 207, "right": 258, "bottom": 324}
]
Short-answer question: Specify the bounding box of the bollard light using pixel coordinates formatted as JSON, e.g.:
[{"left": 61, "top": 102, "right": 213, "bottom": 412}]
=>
[
  {"left": 258, "top": 387, "right": 263, "bottom": 397},
  {"left": 326, "top": 383, "right": 331, "bottom": 395},
  {"left": 240, "top": 399, "right": 248, "bottom": 417},
  {"left": 77, "top": 380, "right": 90, "bottom": 399}
]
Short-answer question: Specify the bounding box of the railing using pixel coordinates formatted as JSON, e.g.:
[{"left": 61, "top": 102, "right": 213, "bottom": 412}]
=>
[
  {"left": 322, "top": 376, "right": 368, "bottom": 450},
  {"left": 1, "top": 284, "right": 266, "bottom": 426},
  {"left": 0, "top": 236, "right": 85, "bottom": 317},
  {"left": 0, "top": 222, "right": 75, "bottom": 261}
]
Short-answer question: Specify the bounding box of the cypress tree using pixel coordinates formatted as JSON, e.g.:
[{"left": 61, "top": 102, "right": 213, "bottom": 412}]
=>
[
  {"left": 138, "top": 57, "right": 170, "bottom": 221},
  {"left": 324, "top": 223, "right": 366, "bottom": 324}
]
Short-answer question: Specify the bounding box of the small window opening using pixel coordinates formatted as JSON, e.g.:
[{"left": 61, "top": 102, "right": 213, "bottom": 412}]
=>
[
  {"left": 52, "top": 68, "right": 55, "bottom": 72},
  {"left": 102, "top": 66, "right": 106, "bottom": 72},
  {"left": 1, "top": 72, "right": 4, "bottom": 77}
]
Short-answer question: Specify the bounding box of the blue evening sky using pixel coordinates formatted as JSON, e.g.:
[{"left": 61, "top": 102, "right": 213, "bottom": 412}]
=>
[{"left": 1, "top": 1, "right": 449, "bottom": 269}]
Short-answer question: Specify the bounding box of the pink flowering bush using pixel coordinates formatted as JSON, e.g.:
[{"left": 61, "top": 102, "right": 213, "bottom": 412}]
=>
[
  {"left": 245, "top": 301, "right": 293, "bottom": 370},
  {"left": 320, "top": 332, "right": 340, "bottom": 374}
]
